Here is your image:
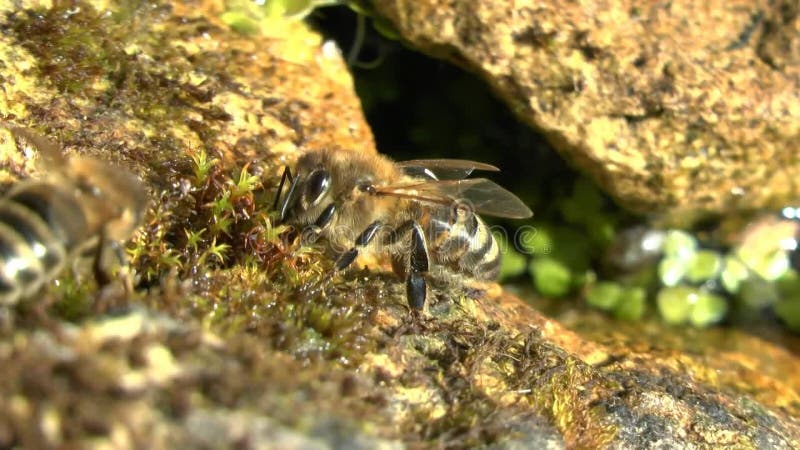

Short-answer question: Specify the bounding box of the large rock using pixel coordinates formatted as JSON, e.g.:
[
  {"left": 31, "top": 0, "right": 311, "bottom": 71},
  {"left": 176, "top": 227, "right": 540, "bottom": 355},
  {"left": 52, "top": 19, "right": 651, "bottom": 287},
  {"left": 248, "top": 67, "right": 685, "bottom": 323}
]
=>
[
  {"left": 0, "top": 0, "right": 374, "bottom": 183},
  {"left": 369, "top": 0, "right": 800, "bottom": 224},
  {"left": 0, "top": 0, "right": 798, "bottom": 448}
]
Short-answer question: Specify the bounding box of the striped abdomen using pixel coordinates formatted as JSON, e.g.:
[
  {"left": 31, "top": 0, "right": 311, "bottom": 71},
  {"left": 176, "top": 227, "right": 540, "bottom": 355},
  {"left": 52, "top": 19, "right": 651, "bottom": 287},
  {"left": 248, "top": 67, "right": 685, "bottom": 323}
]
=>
[
  {"left": 0, "top": 182, "right": 89, "bottom": 306},
  {"left": 424, "top": 206, "right": 501, "bottom": 281}
]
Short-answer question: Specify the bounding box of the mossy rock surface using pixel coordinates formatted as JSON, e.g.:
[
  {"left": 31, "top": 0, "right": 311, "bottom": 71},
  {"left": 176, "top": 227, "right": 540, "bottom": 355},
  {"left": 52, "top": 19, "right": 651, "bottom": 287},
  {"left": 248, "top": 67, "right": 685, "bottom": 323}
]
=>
[{"left": 0, "top": 0, "right": 798, "bottom": 448}]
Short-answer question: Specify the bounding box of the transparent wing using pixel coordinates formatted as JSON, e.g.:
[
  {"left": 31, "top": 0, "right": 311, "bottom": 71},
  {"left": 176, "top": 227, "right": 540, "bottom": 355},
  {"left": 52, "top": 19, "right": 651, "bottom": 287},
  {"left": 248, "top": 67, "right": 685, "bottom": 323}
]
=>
[
  {"left": 398, "top": 159, "right": 499, "bottom": 180},
  {"left": 376, "top": 178, "right": 533, "bottom": 219}
]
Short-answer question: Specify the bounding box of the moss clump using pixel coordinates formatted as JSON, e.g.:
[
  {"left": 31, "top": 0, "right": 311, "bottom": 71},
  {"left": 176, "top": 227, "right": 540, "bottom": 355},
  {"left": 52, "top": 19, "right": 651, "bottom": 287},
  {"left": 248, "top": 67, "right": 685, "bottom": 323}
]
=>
[
  {"left": 7, "top": 1, "right": 231, "bottom": 158},
  {"left": 585, "top": 282, "right": 646, "bottom": 321},
  {"left": 656, "top": 286, "right": 727, "bottom": 327},
  {"left": 123, "top": 145, "right": 382, "bottom": 367}
]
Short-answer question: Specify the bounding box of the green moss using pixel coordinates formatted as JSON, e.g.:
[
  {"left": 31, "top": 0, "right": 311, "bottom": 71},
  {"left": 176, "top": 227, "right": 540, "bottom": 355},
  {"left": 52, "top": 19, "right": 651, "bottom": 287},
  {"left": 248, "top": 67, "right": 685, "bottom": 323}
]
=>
[
  {"left": 8, "top": 2, "right": 122, "bottom": 94},
  {"left": 500, "top": 250, "right": 527, "bottom": 280},
  {"left": 8, "top": 0, "right": 230, "bottom": 149},
  {"left": 505, "top": 335, "right": 618, "bottom": 447},
  {"left": 586, "top": 281, "right": 622, "bottom": 311},
  {"left": 518, "top": 226, "right": 554, "bottom": 256},
  {"left": 496, "top": 232, "right": 527, "bottom": 280},
  {"left": 560, "top": 177, "right": 604, "bottom": 225},
  {"left": 529, "top": 257, "right": 573, "bottom": 298},
  {"left": 586, "top": 282, "right": 646, "bottom": 321},
  {"left": 47, "top": 275, "right": 96, "bottom": 321},
  {"left": 612, "top": 287, "right": 646, "bottom": 321}
]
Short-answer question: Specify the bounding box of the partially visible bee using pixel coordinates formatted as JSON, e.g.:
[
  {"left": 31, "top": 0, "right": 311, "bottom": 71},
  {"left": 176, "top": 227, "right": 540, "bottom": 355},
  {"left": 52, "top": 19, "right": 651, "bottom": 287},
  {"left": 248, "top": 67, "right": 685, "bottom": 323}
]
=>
[
  {"left": 0, "top": 125, "right": 147, "bottom": 306},
  {"left": 275, "top": 148, "right": 532, "bottom": 311}
]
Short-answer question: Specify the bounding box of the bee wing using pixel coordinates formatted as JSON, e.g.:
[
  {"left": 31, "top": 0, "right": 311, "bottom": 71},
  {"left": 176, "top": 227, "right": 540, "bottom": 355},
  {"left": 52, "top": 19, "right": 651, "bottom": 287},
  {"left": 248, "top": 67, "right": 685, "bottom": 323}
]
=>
[
  {"left": 376, "top": 178, "right": 533, "bottom": 219},
  {"left": 398, "top": 159, "right": 499, "bottom": 180}
]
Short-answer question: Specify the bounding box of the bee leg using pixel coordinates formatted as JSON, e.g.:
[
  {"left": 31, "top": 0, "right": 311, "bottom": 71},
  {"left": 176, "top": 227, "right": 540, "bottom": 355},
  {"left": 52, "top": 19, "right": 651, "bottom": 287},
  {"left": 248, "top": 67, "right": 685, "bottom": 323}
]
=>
[
  {"left": 333, "top": 220, "right": 383, "bottom": 271},
  {"left": 300, "top": 203, "right": 337, "bottom": 247},
  {"left": 405, "top": 223, "right": 429, "bottom": 311},
  {"left": 93, "top": 232, "right": 134, "bottom": 308},
  {"left": 271, "top": 166, "right": 293, "bottom": 212},
  {"left": 93, "top": 232, "right": 115, "bottom": 287},
  {"left": 295, "top": 205, "right": 344, "bottom": 299}
]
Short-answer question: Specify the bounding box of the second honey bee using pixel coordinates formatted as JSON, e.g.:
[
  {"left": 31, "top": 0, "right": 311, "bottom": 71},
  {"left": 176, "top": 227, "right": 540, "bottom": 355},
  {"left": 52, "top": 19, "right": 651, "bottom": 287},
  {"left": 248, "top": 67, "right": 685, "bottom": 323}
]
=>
[
  {"left": 0, "top": 125, "right": 147, "bottom": 306},
  {"left": 275, "top": 148, "right": 532, "bottom": 311}
]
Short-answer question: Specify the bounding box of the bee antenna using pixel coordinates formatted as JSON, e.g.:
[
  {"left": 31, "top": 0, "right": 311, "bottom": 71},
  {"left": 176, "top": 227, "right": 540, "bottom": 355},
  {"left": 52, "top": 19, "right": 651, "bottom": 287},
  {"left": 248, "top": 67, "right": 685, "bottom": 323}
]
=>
[{"left": 272, "top": 166, "right": 293, "bottom": 216}]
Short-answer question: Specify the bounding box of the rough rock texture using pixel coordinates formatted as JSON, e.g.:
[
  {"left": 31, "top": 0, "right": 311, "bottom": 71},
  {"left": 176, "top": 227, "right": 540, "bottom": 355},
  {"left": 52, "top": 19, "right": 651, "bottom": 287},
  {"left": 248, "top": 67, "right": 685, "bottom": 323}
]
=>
[
  {"left": 0, "top": 0, "right": 374, "bottom": 184},
  {"left": 369, "top": 0, "right": 800, "bottom": 224},
  {"left": 0, "top": 0, "right": 799, "bottom": 448}
]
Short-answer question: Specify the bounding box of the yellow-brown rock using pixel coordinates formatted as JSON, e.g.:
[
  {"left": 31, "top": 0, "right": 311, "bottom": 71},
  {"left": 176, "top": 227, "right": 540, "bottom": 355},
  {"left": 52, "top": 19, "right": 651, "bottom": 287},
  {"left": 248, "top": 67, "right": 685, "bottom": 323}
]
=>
[
  {"left": 370, "top": 0, "right": 800, "bottom": 223},
  {"left": 0, "top": 0, "right": 798, "bottom": 448}
]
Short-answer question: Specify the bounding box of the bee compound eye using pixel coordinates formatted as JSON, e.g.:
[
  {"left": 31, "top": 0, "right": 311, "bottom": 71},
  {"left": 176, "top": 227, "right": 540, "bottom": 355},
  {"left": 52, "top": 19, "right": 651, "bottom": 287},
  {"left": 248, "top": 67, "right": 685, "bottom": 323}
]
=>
[{"left": 304, "top": 170, "right": 331, "bottom": 207}]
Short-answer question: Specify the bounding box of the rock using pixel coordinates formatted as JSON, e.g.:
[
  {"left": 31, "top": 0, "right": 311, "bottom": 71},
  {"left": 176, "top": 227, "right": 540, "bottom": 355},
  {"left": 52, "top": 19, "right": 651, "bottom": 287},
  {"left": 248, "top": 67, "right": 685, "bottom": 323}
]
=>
[
  {"left": 369, "top": 0, "right": 800, "bottom": 224},
  {"left": 0, "top": 0, "right": 374, "bottom": 186},
  {"left": 0, "top": 0, "right": 798, "bottom": 448}
]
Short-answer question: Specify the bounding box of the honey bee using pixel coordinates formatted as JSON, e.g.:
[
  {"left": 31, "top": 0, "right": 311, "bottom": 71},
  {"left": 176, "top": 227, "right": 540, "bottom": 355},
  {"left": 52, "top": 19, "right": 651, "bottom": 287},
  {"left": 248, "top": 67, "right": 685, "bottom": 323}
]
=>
[
  {"left": 0, "top": 125, "right": 147, "bottom": 306},
  {"left": 275, "top": 148, "right": 532, "bottom": 311}
]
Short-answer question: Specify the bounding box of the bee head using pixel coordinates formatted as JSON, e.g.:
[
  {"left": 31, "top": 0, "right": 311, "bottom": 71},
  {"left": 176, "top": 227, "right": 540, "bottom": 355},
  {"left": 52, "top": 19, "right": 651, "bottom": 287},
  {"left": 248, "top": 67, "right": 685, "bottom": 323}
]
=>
[{"left": 68, "top": 157, "right": 148, "bottom": 239}]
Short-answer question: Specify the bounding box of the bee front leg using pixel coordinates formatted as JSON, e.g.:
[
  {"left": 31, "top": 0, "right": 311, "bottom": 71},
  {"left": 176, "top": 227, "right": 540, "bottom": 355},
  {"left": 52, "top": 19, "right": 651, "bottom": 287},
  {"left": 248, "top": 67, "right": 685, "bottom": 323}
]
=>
[
  {"left": 333, "top": 220, "right": 383, "bottom": 271},
  {"left": 303, "top": 219, "right": 382, "bottom": 298},
  {"left": 405, "top": 223, "right": 429, "bottom": 311},
  {"left": 93, "top": 231, "right": 133, "bottom": 301},
  {"left": 301, "top": 203, "right": 337, "bottom": 246},
  {"left": 93, "top": 231, "right": 114, "bottom": 287}
]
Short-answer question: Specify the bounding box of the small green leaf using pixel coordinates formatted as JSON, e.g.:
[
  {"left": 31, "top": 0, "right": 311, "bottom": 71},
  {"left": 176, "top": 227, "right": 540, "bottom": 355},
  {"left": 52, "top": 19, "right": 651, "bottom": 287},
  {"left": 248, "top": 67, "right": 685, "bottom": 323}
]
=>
[
  {"left": 185, "top": 228, "right": 206, "bottom": 251},
  {"left": 662, "top": 230, "right": 697, "bottom": 260},
  {"left": 753, "top": 250, "right": 790, "bottom": 281},
  {"left": 689, "top": 292, "right": 727, "bottom": 328},
  {"left": 658, "top": 256, "right": 688, "bottom": 287},
  {"left": 220, "top": 11, "right": 262, "bottom": 35},
  {"left": 720, "top": 256, "right": 750, "bottom": 293},
  {"left": 190, "top": 149, "right": 218, "bottom": 183},
  {"left": 207, "top": 240, "right": 231, "bottom": 264},
  {"left": 685, "top": 250, "right": 722, "bottom": 284},
  {"left": 656, "top": 286, "right": 695, "bottom": 325},
  {"left": 230, "top": 165, "right": 261, "bottom": 197}
]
